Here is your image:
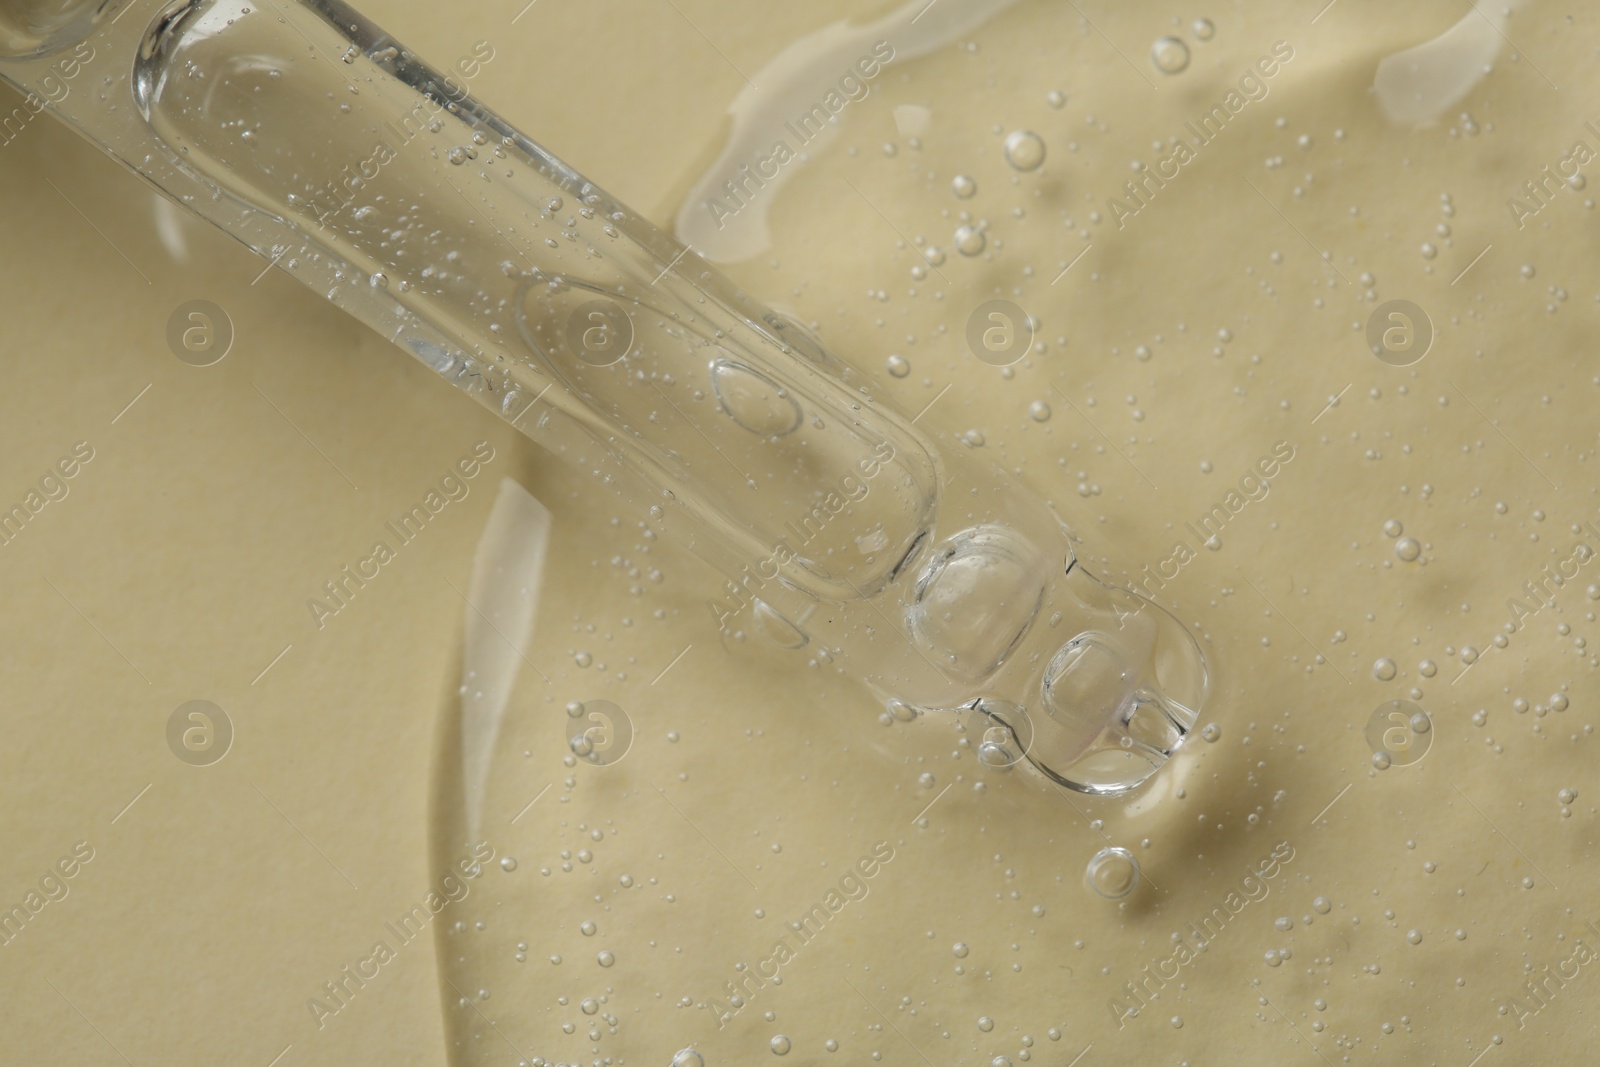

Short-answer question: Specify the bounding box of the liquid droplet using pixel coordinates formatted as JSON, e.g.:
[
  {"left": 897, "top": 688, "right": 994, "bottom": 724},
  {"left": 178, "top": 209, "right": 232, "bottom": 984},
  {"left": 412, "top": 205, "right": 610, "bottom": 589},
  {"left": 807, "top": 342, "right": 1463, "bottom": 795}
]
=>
[
  {"left": 952, "top": 174, "right": 977, "bottom": 199},
  {"left": 770, "top": 1035, "right": 792, "bottom": 1055},
  {"left": 1192, "top": 18, "right": 1215, "bottom": 40},
  {"left": 887, "top": 354, "right": 910, "bottom": 378},
  {"left": 1395, "top": 537, "right": 1421, "bottom": 562}
]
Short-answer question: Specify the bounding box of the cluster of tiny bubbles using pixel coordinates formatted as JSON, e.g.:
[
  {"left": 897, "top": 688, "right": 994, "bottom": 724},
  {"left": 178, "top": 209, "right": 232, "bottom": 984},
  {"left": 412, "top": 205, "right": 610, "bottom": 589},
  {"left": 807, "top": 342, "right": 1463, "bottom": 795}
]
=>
[
  {"left": 1151, "top": 36, "right": 1190, "bottom": 74},
  {"left": 1002, "top": 130, "right": 1046, "bottom": 171}
]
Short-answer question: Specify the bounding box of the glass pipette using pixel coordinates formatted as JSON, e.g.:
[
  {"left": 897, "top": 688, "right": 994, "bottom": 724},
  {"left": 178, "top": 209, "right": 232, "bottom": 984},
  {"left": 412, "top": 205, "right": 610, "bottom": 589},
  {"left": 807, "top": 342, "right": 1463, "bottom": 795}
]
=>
[{"left": 0, "top": 0, "right": 1209, "bottom": 794}]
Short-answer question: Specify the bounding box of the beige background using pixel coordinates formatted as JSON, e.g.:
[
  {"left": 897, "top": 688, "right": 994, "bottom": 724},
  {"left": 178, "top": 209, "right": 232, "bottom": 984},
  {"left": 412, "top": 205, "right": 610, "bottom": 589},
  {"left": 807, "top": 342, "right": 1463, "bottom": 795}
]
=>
[{"left": 2, "top": 0, "right": 1597, "bottom": 1064}]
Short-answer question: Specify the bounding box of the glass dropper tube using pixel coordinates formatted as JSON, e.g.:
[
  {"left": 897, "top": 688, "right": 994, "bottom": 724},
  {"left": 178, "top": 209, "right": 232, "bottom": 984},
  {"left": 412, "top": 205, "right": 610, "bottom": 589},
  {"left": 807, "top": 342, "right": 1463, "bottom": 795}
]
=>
[{"left": 0, "top": 0, "right": 1209, "bottom": 794}]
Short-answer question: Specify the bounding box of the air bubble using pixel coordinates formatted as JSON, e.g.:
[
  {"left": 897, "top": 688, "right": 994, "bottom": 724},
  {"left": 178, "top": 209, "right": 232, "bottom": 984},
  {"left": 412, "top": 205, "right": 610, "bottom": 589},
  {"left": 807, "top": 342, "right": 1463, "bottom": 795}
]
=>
[
  {"left": 955, "top": 225, "right": 987, "bottom": 256},
  {"left": 1151, "top": 37, "right": 1191, "bottom": 74},
  {"left": 1003, "top": 130, "right": 1046, "bottom": 171},
  {"left": 1085, "top": 847, "right": 1141, "bottom": 899}
]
